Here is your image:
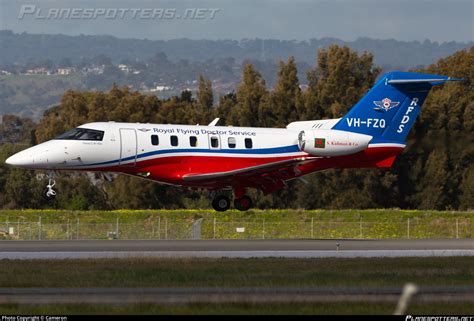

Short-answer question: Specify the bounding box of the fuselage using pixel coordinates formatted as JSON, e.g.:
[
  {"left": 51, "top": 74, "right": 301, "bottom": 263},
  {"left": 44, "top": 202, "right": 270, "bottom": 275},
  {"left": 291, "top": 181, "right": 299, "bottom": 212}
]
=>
[{"left": 5, "top": 120, "right": 404, "bottom": 191}]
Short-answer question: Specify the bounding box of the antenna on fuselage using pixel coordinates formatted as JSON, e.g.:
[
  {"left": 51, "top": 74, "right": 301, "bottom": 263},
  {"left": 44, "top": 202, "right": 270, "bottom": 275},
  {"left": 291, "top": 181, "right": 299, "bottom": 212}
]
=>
[{"left": 208, "top": 118, "right": 220, "bottom": 126}]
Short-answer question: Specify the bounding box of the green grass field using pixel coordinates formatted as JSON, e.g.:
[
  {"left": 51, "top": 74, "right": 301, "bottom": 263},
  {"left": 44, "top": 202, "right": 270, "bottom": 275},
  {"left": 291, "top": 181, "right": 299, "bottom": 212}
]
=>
[
  {"left": 1, "top": 257, "right": 473, "bottom": 288},
  {"left": 0, "top": 257, "right": 473, "bottom": 314},
  {"left": 0, "top": 209, "right": 473, "bottom": 240}
]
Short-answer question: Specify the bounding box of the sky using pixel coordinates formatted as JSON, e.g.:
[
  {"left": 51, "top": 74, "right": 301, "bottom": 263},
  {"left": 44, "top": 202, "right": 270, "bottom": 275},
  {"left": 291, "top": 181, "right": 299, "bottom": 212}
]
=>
[{"left": 0, "top": 0, "right": 472, "bottom": 42}]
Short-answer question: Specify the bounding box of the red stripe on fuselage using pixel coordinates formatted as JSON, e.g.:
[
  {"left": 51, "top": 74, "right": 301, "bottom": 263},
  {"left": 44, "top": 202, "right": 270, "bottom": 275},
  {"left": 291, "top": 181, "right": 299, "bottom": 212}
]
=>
[{"left": 75, "top": 145, "right": 404, "bottom": 188}]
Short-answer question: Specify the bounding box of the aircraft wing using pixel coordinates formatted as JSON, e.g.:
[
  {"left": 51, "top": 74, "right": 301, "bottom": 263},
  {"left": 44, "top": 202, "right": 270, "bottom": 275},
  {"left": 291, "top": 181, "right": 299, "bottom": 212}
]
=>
[{"left": 182, "top": 156, "right": 319, "bottom": 193}]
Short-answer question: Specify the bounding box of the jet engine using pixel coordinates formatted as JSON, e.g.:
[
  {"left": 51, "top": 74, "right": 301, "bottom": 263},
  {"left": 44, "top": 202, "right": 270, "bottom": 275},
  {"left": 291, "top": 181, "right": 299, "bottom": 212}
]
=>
[{"left": 297, "top": 129, "right": 372, "bottom": 156}]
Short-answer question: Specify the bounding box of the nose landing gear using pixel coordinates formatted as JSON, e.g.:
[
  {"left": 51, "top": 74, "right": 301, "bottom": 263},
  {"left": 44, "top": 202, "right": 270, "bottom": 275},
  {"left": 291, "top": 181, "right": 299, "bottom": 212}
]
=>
[{"left": 42, "top": 177, "right": 57, "bottom": 201}]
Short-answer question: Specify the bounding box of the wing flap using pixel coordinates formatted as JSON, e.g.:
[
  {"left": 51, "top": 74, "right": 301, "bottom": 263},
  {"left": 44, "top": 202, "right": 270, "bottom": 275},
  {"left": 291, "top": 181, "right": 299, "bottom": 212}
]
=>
[{"left": 182, "top": 157, "right": 318, "bottom": 182}]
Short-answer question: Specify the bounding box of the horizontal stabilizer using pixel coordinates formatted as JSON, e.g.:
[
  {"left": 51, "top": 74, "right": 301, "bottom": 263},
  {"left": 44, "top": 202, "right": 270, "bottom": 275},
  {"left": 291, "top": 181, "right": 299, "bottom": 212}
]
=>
[{"left": 388, "top": 77, "right": 464, "bottom": 85}]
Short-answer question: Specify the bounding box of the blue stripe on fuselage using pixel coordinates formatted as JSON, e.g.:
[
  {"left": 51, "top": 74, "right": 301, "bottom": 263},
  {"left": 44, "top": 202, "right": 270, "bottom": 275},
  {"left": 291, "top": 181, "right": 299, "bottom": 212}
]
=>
[{"left": 78, "top": 144, "right": 302, "bottom": 167}]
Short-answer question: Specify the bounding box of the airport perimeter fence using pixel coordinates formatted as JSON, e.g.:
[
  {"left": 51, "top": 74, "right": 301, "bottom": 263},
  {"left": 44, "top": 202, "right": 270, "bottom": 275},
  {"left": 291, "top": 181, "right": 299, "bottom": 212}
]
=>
[{"left": 0, "top": 217, "right": 473, "bottom": 240}]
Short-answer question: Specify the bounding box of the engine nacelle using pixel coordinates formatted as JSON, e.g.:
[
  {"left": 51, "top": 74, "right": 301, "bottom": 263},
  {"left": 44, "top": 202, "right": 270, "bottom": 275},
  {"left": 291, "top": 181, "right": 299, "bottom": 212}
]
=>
[{"left": 298, "top": 129, "right": 372, "bottom": 156}]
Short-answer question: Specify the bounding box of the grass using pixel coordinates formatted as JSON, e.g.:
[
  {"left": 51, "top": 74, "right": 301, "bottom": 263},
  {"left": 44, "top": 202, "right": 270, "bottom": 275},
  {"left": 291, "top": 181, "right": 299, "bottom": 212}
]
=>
[
  {"left": 1, "top": 302, "right": 473, "bottom": 315},
  {"left": 2, "top": 209, "right": 473, "bottom": 223},
  {"left": 0, "top": 257, "right": 473, "bottom": 288},
  {"left": 0, "top": 209, "right": 473, "bottom": 239},
  {"left": 1, "top": 257, "right": 473, "bottom": 315}
]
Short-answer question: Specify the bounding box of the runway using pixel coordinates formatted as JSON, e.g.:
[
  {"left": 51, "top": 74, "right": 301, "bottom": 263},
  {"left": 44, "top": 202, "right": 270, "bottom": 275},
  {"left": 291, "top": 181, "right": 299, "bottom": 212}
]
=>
[
  {"left": 1, "top": 239, "right": 473, "bottom": 259},
  {"left": 1, "top": 286, "right": 473, "bottom": 304}
]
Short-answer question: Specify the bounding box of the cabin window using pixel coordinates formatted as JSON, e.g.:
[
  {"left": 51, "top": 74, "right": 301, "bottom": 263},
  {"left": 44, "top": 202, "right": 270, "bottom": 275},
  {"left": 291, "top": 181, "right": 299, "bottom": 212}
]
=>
[
  {"left": 151, "top": 135, "right": 159, "bottom": 146},
  {"left": 245, "top": 138, "right": 253, "bottom": 149},
  {"left": 210, "top": 136, "right": 219, "bottom": 148},
  {"left": 190, "top": 136, "right": 197, "bottom": 147},
  {"left": 170, "top": 135, "right": 178, "bottom": 146},
  {"left": 228, "top": 137, "right": 236, "bottom": 148},
  {"left": 55, "top": 128, "right": 104, "bottom": 141}
]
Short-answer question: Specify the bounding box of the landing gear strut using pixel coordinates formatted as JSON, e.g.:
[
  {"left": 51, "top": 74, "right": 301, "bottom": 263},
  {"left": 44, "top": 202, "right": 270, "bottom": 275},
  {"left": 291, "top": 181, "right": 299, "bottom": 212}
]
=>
[{"left": 42, "top": 177, "right": 57, "bottom": 201}]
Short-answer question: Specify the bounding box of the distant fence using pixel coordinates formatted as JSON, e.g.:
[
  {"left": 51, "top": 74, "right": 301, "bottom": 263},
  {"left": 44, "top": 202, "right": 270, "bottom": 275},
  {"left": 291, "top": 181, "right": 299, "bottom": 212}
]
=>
[{"left": 0, "top": 217, "right": 472, "bottom": 240}]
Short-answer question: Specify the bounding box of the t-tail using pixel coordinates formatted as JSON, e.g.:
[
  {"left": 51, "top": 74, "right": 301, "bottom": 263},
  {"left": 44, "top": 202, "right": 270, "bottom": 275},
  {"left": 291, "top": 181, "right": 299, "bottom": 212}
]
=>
[{"left": 332, "top": 71, "right": 462, "bottom": 147}]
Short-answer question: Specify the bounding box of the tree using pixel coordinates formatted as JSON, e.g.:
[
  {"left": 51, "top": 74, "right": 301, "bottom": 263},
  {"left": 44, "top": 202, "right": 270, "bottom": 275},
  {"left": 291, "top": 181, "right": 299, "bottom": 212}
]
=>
[
  {"left": 230, "top": 63, "right": 268, "bottom": 127},
  {"left": 459, "top": 165, "right": 474, "bottom": 210},
  {"left": 265, "top": 56, "right": 303, "bottom": 127},
  {"left": 415, "top": 46, "right": 473, "bottom": 209},
  {"left": 418, "top": 150, "right": 449, "bottom": 210},
  {"left": 215, "top": 92, "right": 237, "bottom": 125},
  {"left": 304, "top": 45, "right": 380, "bottom": 119},
  {"left": 3, "top": 168, "right": 39, "bottom": 208},
  {"left": 180, "top": 90, "right": 193, "bottom": 103},
  {"left": 197, "top": 75, "right": 213, "bottom": 110},
  {"left": 195, "top": 75, "right": 214, "bottom": 124}
]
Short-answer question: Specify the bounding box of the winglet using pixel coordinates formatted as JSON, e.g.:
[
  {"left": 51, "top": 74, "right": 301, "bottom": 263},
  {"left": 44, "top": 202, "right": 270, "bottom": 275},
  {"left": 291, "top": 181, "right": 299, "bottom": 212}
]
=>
[{"left": 208, "top": 118, "right": 220, "bottom": 126}]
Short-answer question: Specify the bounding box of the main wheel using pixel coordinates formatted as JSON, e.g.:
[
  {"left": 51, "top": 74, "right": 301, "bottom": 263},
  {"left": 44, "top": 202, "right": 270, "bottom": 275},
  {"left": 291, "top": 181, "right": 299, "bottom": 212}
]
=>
[
  {"left": 234, "top": 195, "right": 252, "bottom": 211},
  {"left": 212, "top": 195, "right": 230, "bottom": 212},
  {"left": 42, "top": 188, "right": 56, "bottom": 201}
]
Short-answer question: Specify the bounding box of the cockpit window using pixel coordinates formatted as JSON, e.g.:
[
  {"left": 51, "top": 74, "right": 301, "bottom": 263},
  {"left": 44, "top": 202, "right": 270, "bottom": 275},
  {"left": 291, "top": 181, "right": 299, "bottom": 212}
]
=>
[{"left": 55, "top": 128, "right": 104, "bottom": 141}]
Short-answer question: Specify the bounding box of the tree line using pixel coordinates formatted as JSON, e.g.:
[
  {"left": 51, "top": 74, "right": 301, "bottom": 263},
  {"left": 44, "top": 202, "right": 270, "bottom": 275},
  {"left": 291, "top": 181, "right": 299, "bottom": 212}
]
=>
[{"left": 0, "top": 44, "right": 472, "bottom": 210}]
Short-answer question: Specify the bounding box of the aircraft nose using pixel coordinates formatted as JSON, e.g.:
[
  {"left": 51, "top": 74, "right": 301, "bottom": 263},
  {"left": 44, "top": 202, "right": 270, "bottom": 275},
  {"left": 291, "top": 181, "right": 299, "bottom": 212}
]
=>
[
  {"left": 5, "top": 155, "right": 14, "bottom": 165},
  {"left": 5, "top": 155, "right": 13, "bottom": 165},
  {"left": 5, "top": 142, "right": 69, "bottom": 169},
  {"left": 5, "top": 152, "right": 32, "bottom": 167}
]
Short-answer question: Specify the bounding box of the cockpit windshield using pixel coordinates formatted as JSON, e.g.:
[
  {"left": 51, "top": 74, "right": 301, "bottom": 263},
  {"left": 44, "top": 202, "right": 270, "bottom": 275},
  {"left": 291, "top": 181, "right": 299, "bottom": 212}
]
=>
[{"left": 55, "top": 128, "right": 104, "bottom": 141}]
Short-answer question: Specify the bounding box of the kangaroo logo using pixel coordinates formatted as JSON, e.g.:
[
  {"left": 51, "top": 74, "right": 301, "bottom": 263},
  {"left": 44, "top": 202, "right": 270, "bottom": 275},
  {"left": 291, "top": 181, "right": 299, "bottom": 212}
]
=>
[{"left": 373, "top": 98, "right": 400, "bottom": 111}]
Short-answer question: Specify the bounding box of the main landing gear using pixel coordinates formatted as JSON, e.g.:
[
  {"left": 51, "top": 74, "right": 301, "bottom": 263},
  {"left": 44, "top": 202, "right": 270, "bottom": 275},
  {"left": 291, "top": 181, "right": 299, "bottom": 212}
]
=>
[
  {"left": 234, "top": 195, "right": 253, "bottom": 211},
  {"left": 212, "top": 195, "right": 231, "bottom": 212},
  {"left": 211, "top": 190, "right": 253, "bottom": 212}
]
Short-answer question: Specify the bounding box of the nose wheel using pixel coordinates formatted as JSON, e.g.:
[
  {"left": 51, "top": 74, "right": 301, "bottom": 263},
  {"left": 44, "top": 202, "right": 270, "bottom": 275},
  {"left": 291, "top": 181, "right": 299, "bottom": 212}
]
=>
[{"left": 42, "top": 178, "right": 57, "bottom": 201}]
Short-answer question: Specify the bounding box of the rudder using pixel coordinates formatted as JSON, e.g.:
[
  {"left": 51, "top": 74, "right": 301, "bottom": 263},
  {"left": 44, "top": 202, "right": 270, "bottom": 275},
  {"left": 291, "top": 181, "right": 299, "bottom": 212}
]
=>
[{"left": 332, "top": 71, "right": 460, "bottom": 145}]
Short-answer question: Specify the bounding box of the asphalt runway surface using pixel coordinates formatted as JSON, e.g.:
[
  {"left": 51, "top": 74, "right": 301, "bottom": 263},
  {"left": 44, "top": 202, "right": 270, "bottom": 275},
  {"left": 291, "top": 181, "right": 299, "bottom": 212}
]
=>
[
  {"left": 0, "top": 239, "right": 473, "bottom": 259},
  {"left": 1, "top": 286, "right": 473, "bottom": 304}
]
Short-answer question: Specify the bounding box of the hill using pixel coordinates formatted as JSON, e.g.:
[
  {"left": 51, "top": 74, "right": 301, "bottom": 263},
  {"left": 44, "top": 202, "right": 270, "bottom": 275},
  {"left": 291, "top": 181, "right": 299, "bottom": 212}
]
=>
[{"left": 0, "top": 30, "right": 471, "bottom": 69}]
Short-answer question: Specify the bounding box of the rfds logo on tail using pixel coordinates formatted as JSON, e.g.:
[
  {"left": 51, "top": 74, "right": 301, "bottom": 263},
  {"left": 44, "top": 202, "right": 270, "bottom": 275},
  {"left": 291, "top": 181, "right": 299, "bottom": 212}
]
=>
[{"left": 373, "top": 98, "right": 400, "bottom": 111}]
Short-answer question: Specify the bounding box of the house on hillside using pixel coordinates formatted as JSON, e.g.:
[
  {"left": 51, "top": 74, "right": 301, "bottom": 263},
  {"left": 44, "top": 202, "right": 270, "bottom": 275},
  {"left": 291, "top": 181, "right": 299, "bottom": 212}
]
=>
[
  {"left": 25, "top": 67, "right": 51, "bottom": 75},
  {"left": 57, "top": 67, "right": 75, "bottom": 75}
]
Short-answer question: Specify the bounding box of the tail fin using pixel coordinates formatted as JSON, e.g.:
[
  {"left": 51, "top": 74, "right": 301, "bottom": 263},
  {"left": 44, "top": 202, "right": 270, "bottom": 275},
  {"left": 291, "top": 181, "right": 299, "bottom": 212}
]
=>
[{"left": 333, "top": 71, "right": 462, "bottom": 145}]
